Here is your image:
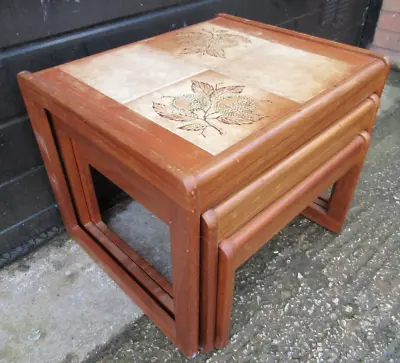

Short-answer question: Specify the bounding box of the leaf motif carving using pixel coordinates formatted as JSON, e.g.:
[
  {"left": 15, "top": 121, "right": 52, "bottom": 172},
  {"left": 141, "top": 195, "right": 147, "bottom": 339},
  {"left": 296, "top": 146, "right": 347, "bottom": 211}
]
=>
[
  {"left": 152, "top": 102, "right": 197, "bottom": 122},
  {"left": 176, "top": 32, "right": 210, "bottom": 45},
  {"left": 152, "top": 80, "right": 270, "bottom": 137},
  {"left": 178, "top": 123, "right": 206, "bottom": 131},
  {"left": 206, "top": 46, "right": 225, "bottom": 58},
  {"left": 181, "top": 47, "right": 203, "bottom": 54},
  {"left": 176, "top": 31, "right": 209, "bottom": 37},
  {"left": 217, "top": 114, "right": 266, "bottom": 125},
  {"left": 175, "top": 28, "right": 250, "bottom": 58},
  {"left": 213, "top": 85, "right": 244, "bottom": 97},
  {"left": 215, "top": 33, "right": 251, "bottom": 46},
  {"left": 191, "top": 80, "right": 214, "bottom": 96}
]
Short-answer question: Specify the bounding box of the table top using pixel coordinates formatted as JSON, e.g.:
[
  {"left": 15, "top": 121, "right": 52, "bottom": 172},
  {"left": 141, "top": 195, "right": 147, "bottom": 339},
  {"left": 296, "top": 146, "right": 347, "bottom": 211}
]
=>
[
  {"left": 24, "top": 14, "right": 389, "bottom": 206},
  {"left": 60, "top": 16, "right": 371, "bottom": 156}
]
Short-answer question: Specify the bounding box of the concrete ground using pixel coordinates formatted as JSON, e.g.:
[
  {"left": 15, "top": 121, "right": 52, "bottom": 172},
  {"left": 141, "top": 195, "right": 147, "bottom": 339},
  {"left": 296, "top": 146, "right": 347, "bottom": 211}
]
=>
[
  {"left": 1, "top": 71, "right": 400, "bottom": 363},
  {"left": 0, "top": 234, "right": 142, "bottom": 363}
]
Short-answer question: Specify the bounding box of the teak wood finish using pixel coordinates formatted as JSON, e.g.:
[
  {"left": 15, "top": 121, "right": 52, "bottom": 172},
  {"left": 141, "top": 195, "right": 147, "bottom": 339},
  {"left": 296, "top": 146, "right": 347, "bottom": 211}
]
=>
[{"left": 18, "top": 14, "right": 389, "bottom": 357}]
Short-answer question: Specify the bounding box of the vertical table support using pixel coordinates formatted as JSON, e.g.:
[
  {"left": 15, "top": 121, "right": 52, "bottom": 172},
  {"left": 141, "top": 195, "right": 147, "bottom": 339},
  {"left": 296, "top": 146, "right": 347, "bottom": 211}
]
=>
[
  {"left": 19, "top": 96, "right": 78, "bottom": 233},
  {"left": 170, "top": 206, "right": 200, "bottom": 357},
  {"left": 19, "top": 80, "right": 200, "bottom": 358}
]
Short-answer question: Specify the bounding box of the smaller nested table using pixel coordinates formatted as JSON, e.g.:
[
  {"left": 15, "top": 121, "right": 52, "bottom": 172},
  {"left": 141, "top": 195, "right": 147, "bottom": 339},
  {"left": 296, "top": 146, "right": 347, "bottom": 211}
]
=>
[{"left": 19, "top": 14, "right": 389, "bottom": 357}]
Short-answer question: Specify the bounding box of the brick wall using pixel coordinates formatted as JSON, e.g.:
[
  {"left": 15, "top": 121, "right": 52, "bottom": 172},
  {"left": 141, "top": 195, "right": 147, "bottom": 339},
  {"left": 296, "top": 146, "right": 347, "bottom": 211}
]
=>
[{"left": 372, "top": 0, "right": 400, "bottom": 70}]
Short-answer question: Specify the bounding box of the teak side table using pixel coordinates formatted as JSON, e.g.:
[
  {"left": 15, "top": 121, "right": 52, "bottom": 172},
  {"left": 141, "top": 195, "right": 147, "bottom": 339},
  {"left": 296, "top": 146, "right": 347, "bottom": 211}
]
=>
[{"left": 18, "top": 14, "right": 389, "bottom": 357}]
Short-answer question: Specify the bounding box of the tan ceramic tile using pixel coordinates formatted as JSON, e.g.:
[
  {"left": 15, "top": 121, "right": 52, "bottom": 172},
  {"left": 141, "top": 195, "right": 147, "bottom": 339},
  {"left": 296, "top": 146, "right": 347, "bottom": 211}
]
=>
[
  {"left": 127, "top": 71, "right": 298, "bottom": 155},
  {"left": 61, "top": 43, "right": 206, "bottom": 104},
  {"left": 145, "top": 22, "right": 266, "bottom": 69},
  {"left": 209, "top": 17, "right": 371, "bottom": 67},
  {"left": 215, "top": 40, "right": 352, "bottom": 103}
]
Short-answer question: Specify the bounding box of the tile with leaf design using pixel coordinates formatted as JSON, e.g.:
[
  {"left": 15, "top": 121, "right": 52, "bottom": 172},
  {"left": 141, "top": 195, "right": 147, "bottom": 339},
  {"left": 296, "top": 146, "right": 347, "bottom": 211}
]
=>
[
  {"left": 127, "top": 71, "right": 298, "bottom": 155},
  {"left": 145, "top": 22, "right": 266, "bottom": 69}
]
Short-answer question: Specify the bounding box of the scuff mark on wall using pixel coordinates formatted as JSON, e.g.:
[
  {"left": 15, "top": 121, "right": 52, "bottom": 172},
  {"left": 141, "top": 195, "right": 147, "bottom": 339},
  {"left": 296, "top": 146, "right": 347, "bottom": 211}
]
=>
[{"left": 40, "top": 0, "right": 48, "bottom": 22}]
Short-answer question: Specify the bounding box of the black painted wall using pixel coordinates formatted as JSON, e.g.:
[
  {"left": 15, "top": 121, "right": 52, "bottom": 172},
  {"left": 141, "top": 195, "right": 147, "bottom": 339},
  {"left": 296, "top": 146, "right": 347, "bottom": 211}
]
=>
[{"left": 0, "top": 0, "right": 378, "bottom": 256}]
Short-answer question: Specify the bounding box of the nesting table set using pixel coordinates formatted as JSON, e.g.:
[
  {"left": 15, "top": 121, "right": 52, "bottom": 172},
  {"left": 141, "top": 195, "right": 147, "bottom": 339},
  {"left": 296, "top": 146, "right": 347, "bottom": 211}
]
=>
[{"left": 19, "top": 14, "right": 389, "bottom": 357}]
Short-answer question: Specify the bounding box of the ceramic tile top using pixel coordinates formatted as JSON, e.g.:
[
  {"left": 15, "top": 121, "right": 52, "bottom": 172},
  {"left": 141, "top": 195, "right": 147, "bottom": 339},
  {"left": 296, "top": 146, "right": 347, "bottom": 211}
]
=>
[
  {"left": 61, "top": 43, "right": 206, "bottom": 103},
  {"left": 215, "top": 40, "right": 352, "bottom": 103},
  {"left": 61, "top": 19, "right": 353, "bottom": 106},
  {"left": 128, "top": 71, "right": 298, "bottom": 155},
  {"left": 59, "top": 18, "right": 357, "bottom": 154}
]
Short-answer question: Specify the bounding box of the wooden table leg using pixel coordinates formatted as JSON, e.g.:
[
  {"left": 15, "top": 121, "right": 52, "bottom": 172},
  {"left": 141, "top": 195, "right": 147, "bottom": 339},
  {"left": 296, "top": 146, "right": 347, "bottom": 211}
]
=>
[
  {"left": 199, "top": 210, "right": 219, "bottom": 352},
  {"left": 24, "top": 101, "right": 200, "bottom": 357},
  {"left": 71, "top": 145, "right": 201, "bottom": 357},
  {"left": 301, "top": 163, "right": 364, "bottom": 233},
  {"left": 325, "top": 162, "right": 364, "bottom": 229},
  {"left": 20, "top": 98, "right": 78, "bottom": 232},
  {"left": 170, "top": 207, "right": 200, "bottom": 357},
  {"left": 215, "top": 243, "right": 235, "bottom": 350},
  {"left": 302, "top": 131, "right": 370, "bottom": 233}
]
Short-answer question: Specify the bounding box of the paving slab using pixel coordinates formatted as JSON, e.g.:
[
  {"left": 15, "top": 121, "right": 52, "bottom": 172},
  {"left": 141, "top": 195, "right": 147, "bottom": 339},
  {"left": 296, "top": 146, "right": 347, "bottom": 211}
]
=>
[{"left": 0, "top": 235, "right": 142, "bottom": 363}]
